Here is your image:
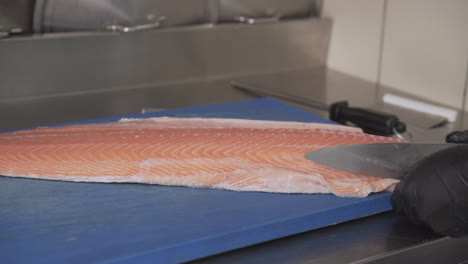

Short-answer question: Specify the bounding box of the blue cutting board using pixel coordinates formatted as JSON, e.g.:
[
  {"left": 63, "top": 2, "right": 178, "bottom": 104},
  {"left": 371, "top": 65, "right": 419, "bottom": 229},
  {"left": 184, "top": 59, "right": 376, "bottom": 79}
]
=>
[{"left": 0, "top": 98, "right": 393, "bottom": 264}]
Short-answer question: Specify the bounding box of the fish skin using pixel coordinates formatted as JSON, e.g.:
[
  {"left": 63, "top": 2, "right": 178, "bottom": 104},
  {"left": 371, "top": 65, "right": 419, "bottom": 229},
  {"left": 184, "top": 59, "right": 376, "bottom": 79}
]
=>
[{"left": 0, "top": 117, "right": 404, "bottom": 197}]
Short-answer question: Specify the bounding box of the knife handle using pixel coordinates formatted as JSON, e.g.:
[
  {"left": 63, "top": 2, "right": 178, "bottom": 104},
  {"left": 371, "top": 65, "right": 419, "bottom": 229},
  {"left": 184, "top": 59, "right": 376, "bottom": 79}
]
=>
[
  {"left": 329, "top": 101, "right": 406, "bottom": 136},
  {"left": 391, "top": 145, "right": 468, "bottom": 238}
]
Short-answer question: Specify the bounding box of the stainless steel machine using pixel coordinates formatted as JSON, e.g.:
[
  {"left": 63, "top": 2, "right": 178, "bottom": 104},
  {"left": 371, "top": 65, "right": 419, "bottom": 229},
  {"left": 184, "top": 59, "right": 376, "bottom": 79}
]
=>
[{"left": 1, "top": 1, "right": 467, "bottom": 263}]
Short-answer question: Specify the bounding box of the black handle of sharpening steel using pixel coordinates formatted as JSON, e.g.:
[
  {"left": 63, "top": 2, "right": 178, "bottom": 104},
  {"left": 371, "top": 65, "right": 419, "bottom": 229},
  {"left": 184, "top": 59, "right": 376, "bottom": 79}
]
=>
[
  {"left": 391, "top": 145, "right": 468, "bottom": 238},
  {"left": 329, "top": 101, "right": 406, "bottom": 136}
]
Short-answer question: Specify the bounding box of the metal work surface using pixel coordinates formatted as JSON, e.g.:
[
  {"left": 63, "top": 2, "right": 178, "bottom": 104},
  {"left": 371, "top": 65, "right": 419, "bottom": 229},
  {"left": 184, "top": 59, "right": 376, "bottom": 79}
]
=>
[
  {"left": 1, "top": 67, "right": 463, "bottom": 143},
  {"left": 191, "top": 212, "right": 468, "bottom": 264}
]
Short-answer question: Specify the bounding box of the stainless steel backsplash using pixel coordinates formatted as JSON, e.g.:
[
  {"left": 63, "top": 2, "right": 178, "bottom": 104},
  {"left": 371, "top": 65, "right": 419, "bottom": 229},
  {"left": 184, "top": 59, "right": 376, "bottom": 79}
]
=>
[{"left": 0, "top": 18, "right": 331, "bottom": 131}]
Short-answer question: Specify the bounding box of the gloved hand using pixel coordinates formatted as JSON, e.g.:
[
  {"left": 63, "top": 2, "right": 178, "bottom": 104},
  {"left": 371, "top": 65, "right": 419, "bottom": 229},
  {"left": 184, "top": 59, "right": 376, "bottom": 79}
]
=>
[
  {"left": 392, "top": 144, "right": 468, "bottom": 238},
  {"left": 446, "top": 130, "right": 468, "bottom": 143}
]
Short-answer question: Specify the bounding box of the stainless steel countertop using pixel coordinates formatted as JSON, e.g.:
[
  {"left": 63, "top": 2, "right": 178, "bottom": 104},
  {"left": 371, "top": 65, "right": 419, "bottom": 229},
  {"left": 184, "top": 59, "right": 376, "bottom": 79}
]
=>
[
  {"left": 2, "top": 67, "right": 465, "bottom": 138},
  {"left": 190, "top": 212, "right": 468, "bottom": 264}
]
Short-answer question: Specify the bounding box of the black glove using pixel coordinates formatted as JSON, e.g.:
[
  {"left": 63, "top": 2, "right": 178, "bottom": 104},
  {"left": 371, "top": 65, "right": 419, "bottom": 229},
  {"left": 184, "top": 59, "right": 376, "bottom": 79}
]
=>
[
  {"left": 392, "top": 144, "right": 468, "bottom": 237},
  {"left": 446, "top": 130, "right": 468, "bottom": 143}
]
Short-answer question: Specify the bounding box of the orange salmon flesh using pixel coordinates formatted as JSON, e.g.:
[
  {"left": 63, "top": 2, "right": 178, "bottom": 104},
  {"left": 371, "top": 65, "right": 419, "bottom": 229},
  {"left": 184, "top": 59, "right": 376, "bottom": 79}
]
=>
[{"left": 0, "top": 117, "right": 404, "bottom": 197}]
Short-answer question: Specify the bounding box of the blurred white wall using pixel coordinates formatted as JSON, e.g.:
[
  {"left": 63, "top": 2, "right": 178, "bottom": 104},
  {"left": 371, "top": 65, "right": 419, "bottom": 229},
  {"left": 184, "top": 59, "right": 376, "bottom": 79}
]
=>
[
  {"left": 322, "top": 0, "right": 468, "bottom": 110},
  {"left": 322, "top": 0, "right": 385, "bottom": 83}
]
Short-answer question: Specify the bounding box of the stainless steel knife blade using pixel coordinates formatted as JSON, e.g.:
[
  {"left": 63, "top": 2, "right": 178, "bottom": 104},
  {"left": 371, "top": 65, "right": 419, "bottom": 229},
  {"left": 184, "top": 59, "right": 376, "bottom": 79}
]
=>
[{"left": 305, "top": 143, "right": 457, "bottom": 179}]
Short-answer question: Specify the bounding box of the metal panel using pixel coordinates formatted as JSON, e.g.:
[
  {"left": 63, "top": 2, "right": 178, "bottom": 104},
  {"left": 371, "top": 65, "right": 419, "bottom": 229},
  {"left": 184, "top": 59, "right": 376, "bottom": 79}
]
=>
[
  {"left": 0, "top": 0, "right": 35, "bottom": 35},
  {"left": 33, "top": 0, "right": 210, "bottom": 33},
  {"left": 217, "top": 0, "right": 318, "bottom": 22},
  {"left": 0, "top": 18, "right": 331, "bottom": 100},
  {"left": 199, "top": 19, "right": 331, "bottom": 77},
  {"left": 0, "top": 30, "right": 206, "bottom": 98}
]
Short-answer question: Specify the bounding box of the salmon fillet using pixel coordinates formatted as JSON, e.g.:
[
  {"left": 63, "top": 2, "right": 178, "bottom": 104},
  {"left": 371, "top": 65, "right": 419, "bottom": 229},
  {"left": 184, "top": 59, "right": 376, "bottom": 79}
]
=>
[{"left": 0, "top": 117, "right": 404, "bottom": 197}]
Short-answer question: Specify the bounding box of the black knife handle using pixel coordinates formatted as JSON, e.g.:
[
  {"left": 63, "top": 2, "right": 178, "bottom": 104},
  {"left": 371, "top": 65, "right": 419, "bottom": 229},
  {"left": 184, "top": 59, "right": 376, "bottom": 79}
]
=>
[
  {"left": 391, "top": 145, "right": 468, "bottom": 238},
  {"left": 329, "top": 101, "right": 406, "bottom": 136}
]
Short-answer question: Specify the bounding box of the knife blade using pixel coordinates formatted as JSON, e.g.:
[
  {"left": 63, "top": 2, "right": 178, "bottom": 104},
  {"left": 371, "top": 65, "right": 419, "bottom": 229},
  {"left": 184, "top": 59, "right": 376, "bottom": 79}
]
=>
[{"left": 305, "top": 143, "right": 458, "bottom": 179}]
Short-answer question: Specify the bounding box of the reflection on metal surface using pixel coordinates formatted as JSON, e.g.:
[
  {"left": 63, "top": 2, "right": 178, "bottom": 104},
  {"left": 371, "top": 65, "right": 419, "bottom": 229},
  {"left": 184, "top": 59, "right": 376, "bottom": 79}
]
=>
[
  {"left": 105, "top": 17, "right": 165, "bottom": 33},
  {"left": 354, "top": 237, "right": 468, "bottom": 264},
  {"left": 231, "top": 81, "right": 329, "bottom": 111},
  {"left": 217, "top": 0, "right": 318, "bottom": 22},
  {"left": 234, "top": 16, "right": 279, "bottom": 24},
  {"left": 393, "top": 127, "right": 411, "bottom": 141},
  {"left": 141, "top": 108, "right": 166, "bottom": 113},
  {"left": 0, "top": 1, "right": 34, "bottom": 36},
  {"left": 33, "top": 0, "right": 210, "bottom": 33},
  {"left": 305, "top": 143, "right": 456, "bottom": 179},
  {"left": 383, "top": 93, "right": 457, "bottom": 122},
  {"left": 0, "top": 28, "right": 24, "bottom": 39}
]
